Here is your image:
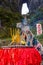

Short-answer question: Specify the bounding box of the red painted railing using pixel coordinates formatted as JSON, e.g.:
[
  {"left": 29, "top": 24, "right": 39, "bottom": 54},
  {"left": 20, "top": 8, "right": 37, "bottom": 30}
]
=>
[{"left": 0, "top": 47, "right": 42, "bottom": 65}]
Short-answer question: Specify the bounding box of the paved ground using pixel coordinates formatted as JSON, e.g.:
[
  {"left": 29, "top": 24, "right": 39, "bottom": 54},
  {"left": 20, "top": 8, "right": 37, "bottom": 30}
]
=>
[{"left": 41, "top": 60, "right": 43, "bottom": 65}]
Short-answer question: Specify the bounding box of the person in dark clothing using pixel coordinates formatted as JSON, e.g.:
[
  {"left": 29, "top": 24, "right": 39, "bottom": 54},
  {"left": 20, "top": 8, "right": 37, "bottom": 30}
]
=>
[{"left": 32, "top": 37, "right": 38, "bottom": 46}]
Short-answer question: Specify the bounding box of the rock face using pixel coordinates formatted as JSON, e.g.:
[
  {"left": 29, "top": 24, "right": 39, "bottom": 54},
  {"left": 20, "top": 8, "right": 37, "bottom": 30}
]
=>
[{"left": 0, "top": 0, "right": 43, "bottom": 13}]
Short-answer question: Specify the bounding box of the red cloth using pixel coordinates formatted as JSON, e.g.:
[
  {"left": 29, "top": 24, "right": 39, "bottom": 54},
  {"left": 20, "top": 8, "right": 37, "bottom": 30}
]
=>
[{"left": 0, "top": 47, "right": 42, "bottom": 65}]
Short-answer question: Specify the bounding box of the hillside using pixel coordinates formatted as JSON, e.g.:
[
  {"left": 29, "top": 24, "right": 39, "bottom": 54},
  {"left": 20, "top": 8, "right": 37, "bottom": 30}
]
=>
[{"left": 0, "top": 0, "right": 43, "bottom": 45}]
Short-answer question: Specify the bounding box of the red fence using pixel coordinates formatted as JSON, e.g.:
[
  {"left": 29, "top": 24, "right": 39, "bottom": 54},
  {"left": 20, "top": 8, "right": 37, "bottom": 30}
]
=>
[{"left": 0, "top": 47, "right": 42, "bottom": 65}]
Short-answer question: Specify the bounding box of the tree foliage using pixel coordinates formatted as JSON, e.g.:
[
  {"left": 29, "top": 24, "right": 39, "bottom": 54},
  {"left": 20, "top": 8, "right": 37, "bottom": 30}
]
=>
[
  {"left": 30, "top": 7, "right": 43, "bottom": 23},
  {"left": 0, "top": 7, "right": 22, "bottom": 27}
]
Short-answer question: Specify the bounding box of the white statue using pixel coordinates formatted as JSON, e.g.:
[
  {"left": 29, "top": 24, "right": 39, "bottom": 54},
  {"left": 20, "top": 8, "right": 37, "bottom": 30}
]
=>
[{"left": 21, "top": 3, "right": 29, "bottom": 15}]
